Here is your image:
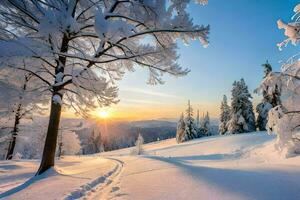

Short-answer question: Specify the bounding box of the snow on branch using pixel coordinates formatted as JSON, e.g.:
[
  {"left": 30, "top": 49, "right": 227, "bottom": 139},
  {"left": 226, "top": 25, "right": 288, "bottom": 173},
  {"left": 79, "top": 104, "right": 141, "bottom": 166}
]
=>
[
  {"left": 0, "top": 0, "right": 210, "bottom": 116},
  {"left": 259, "top": 3, "right": 300, "bottom": 156}
]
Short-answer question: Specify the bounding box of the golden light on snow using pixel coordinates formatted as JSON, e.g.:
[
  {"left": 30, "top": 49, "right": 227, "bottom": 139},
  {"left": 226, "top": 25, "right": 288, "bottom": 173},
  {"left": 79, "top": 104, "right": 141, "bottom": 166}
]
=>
[{"left": 98, "top": 110, "right": 109, "bottom": 119}]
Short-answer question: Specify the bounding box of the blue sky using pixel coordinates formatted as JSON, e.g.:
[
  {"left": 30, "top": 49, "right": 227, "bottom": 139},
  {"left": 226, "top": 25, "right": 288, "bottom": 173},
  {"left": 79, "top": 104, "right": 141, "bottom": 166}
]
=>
[{"left": 106, "top": 0, "right": 299, "bottom": 120}]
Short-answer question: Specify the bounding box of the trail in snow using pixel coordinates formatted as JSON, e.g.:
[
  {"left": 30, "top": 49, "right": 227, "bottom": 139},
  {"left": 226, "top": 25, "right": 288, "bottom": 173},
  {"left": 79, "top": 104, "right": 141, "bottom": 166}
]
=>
[
  {"left": 65, "top": 158, "right": 124, "bottom": 200},
  {"left": 88, "top": 158, "right": 124, "bottom": 200},
  {"left": 0, "top": 157, "right": 116, "bottom": 200}
]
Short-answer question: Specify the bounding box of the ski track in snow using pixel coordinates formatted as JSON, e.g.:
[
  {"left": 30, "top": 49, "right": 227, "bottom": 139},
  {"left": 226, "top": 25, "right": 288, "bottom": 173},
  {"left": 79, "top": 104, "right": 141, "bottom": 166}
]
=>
[{"left": 64, "top": 158, "right": 124, "bottom": 200}]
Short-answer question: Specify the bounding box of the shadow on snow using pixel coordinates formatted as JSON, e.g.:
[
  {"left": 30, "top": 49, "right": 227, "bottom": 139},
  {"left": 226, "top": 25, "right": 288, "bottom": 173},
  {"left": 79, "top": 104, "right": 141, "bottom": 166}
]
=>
[{"left": 145, "top": 155, "right": 300, "bottom": 200}]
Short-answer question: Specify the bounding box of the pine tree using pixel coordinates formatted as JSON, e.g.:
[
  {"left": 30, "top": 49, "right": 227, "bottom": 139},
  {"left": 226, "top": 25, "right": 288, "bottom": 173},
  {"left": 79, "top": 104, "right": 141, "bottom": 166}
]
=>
[
  {"left": 256, "top": 102, "right": 272, "bottom": 131},
  {"left": 256, "top": 61, "right": 281, "bottom": 131},
  {"left": 219, "top": 95, "right": 231, "bottom": 135},
  {"left": 262, "top": 61, "right": 281, "bottom": 107},
  {"left": 263, "top": 60, "right": 272, "bottom": 78},
  {"left": 184, "top": 100, "right": 197, "bottom": 140},
  {"left": 227, "top": 79, "right": 256, "bottom": 134},
  {"left": 202, "top": 112, "right": 210, "bottom": 136},
  {"left": 196, "top": 109, "right": 200, "bottom": 128},
  {"left": 176, "top": 113, "right": 186, "bottom": 143}
]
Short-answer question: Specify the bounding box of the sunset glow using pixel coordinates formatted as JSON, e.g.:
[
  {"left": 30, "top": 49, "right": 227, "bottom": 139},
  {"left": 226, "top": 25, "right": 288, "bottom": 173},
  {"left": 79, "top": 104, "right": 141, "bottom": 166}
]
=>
[{"left": 98, "top": 110, "right": 109, "bottom": 119}]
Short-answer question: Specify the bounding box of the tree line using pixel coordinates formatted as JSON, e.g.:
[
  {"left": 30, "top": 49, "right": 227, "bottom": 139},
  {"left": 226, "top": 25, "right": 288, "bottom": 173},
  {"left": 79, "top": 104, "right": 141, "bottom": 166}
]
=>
[
  {"left": 176, "top": 100, "right": 211, "bottom": 143},
  {"left": 219, "top": 61, "right": 280, "bottom": 135}
]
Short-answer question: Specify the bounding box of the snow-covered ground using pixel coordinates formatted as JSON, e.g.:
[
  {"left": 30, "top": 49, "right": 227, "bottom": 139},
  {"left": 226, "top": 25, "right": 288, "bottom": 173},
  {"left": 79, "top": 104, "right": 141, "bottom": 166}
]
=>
[{"left": 1, "top": 132, "right": 300, "bottom": 200}]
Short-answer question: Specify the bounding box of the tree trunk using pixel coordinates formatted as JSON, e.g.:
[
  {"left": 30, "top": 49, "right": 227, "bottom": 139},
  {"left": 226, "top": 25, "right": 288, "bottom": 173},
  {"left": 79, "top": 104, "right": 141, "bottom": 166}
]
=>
[
  {"left": 5, "top": 132, "right": 17, "bottom": 160},
  {"left": 5, "top": 104, "right": 21, "bottom": 160},
  {"left": 36, "top": 95, "right": 62, "bottom": 175},
  {"left": 36, "top": 21, "right": 71, "bottom": 175}
]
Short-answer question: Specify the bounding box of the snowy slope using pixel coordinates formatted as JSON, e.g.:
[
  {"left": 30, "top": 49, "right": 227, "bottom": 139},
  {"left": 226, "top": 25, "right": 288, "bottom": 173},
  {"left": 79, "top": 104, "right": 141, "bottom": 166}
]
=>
[
  {"left": 100, "top": 132, "right": 300, "bottom": 200},
  {"left": 0, "top": 157, "right": 120, "bottom": 200},
  {"left": 1, "top": 132, "right": 300, "bottom": 200}
]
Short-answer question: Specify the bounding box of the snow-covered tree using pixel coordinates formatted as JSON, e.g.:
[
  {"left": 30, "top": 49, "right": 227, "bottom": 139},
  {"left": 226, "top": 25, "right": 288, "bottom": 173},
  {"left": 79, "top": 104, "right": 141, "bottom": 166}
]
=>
[
  {"left": 256, "top": 102, "right": 273, "bottom": 131},
  {"left": 255, "top": 61, "right": 281, "bottom": 131},
  {"left": 219, "top": 95, "right": 230, "bottom": 135},
  {"left": 0, "top": 127, "right": 11, "bottom": 159},
  {"left": 184, "top": 100, "right": 197, "bottom": 140},
  {"left": 227, "top": 79, "right": 256, "bottom": 134},
  {"left": 133, "top": 133, "right": 144, "bottom": 155},
  {"left": 196, "top": 109, "right": 200, "bottom": 128},
  {"left": 57, "top": 121, "right": 87, "bottom": 157},
  {"left": 201, "top": 111, "right": 210, "bottom": 136},
  {"left": 15, "top": 120, "right": 47, "bottom": 159},
  {"left": 0, "top": 0, "right": 210, "bottom": 174},
  {"left": 176, "top": 113, "right": 185, "bottom": 143},
  {"left": 258, "top": 4, "right": 300, "bottom": 155},
  {"left": 0, "top": 66, "right": 47, "bottom": 160},
  {"left": 83, "top": 128, "right": 103, "bottom": 154},
  {"left": 61, "top": 131, "right": 81, "bottom": 155}
]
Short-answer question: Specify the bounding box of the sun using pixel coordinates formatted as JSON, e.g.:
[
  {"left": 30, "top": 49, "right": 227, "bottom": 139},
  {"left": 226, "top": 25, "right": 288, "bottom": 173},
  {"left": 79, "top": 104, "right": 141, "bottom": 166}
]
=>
[{"left": 98, "top": 110, "right": 109, "bottom": 119}]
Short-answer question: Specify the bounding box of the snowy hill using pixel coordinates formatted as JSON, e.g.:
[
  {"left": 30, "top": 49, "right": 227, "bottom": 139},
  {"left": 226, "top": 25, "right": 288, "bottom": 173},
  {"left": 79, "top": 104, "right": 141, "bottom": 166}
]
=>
[{"left": 1, "top": 132, "right": 300, "bottom": 200}]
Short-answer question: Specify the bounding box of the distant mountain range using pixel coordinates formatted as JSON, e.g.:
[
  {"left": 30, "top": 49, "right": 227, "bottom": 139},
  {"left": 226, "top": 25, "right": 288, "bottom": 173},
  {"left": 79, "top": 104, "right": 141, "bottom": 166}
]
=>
[{"left": 130, "top": 120, "right": 177, "bottom": 128}]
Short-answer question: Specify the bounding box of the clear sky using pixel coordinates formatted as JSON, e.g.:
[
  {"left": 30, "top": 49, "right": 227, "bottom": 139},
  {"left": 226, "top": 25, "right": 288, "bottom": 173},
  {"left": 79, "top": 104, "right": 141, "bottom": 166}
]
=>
[{"left": 93, "top": 0, "right": 300, "bottom": 121}]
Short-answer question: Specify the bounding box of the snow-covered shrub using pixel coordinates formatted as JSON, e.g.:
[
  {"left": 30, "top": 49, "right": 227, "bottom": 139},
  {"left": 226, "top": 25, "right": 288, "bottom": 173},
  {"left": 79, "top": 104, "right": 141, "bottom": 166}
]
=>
[
  {"left": 267, "top": 106, "right": 300, "bottom": 155},
  {"left": 131, "top": 134, "right": 144, "bottom": 155},
  {"left": 260, "top": 4, "right": 300, "bottom": 156},
  {"left": 61, "top": 131, "right": 81, "bottom": 155}
]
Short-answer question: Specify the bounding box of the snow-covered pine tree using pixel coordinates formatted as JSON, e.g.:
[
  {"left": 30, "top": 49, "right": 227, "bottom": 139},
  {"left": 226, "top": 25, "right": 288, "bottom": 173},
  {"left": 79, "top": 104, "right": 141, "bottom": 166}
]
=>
[
  {"left": 176, "top": 113, "right": 186, "bottom": 143},
  {"left": 219, "top": 95, "right": 230, "bottom": 135},
  {"left": 87, "top": 129, "right": 103, "bottom": 154},
  {"left": 256, "top": 61, "right": 281, "bottom": 131},
  {"left": 258, "top": 4, "right": 300, "bottom": 155},
  {"left": 202, "top": 111, "right": 210, "bottom": 136},
  {"left": 196, "top": 109, "right": 200, "bottom": 128},
  {"left": 184, "top": 100, "right": 197, "bottom": 140},
  {"left": 256, "top": 102, "right": 272, "bottom": 131},
  {"left": 0, "top": 0, "right": 210, "bottom": 174},
  {"left": 227, "top": 79, "right": 256, "bottom": 134}
]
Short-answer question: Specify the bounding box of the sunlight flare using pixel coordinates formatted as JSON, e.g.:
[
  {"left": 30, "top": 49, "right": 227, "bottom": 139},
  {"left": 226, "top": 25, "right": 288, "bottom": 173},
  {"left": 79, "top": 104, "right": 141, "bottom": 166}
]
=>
[{"left": 98, "top": 110, "right": 109, "bottom": 119}]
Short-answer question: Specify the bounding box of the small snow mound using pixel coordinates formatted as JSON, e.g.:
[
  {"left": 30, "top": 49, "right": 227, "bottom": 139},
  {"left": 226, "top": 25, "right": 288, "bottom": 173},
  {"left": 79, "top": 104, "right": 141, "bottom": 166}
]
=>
[{"left": 247, "top": 139, "right": 300, "bottom": 163}]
